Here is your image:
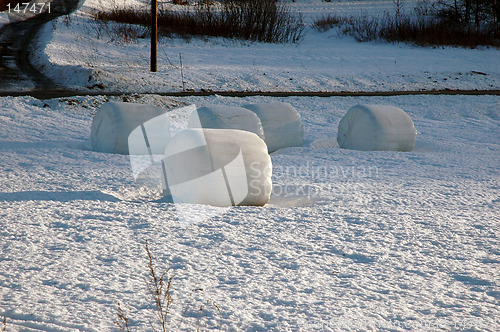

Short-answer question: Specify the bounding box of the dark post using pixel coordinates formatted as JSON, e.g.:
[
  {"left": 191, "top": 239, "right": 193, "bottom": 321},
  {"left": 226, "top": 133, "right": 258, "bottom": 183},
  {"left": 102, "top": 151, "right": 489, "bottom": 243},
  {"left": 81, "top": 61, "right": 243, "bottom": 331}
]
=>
[{"left": 151, "top": 0, "right": 157, "bottom": 72}]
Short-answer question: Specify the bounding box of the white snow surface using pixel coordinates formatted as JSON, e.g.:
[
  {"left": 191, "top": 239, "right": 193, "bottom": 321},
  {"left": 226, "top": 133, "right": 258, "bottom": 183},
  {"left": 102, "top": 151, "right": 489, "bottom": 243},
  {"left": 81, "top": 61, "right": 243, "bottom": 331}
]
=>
[
  {"left": 1, "top": 0, "right": 500, "bottom": 331},
  {"left": 0, "top": 93, "right": 499, "bottom": 331},
  {"left": 28, "top": 0, "right": 500, "bottom": 93}
]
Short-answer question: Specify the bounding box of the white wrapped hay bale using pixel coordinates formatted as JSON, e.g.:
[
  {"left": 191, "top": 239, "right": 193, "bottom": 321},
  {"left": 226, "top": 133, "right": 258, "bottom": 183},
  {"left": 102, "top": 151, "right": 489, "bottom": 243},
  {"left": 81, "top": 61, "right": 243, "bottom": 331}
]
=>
[
  {"left": 188, "top": 106, "right": 265, "bottom": 140},
  {"left": 91, "top": 102, "right": 169, "bottom": 154},
  {"left": 243, "top": 102, "right": 304, "bottom": 153},
  {"left": 337, "top": 104, "right": 417, "bottom": 152},
  {"left": 163, "top": 129, "right": 272, "bottom": 207}
]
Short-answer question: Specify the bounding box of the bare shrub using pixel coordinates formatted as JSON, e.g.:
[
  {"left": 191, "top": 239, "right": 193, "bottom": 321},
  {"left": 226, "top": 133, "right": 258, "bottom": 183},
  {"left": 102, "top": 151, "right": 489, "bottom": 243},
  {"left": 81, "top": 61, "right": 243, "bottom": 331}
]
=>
[
  {"left": 114, "top": 241, "right": 222, "bottom": 331},
  {"left": 173, "top": 0, "right": 190, "bottom": 5},
  {"left": 311, "top": 14, "right": 342, "bottom": 32},
  {"left": 339, "top": 15, "right": 381, "bottom": 42},
  {"left": 93, "top": 0, "right": 304, "bottom": 43},
  {"left": 312, "top": 1, "right": 500, "bottom": 48},
  {"left": 93, "top": 6, "right": 150, "bottom": 26},
  {"left": 112, "top": 23, "right": 150, "bottom": 43},
  {"left": 435, "top": 0, "right": 499, "bottom": 30},
  {"left": 114, "top": 302, "right": 131, "bottom": 332},
  {"left": 145, "top": 240, "right": 174, "bottom": 332}
]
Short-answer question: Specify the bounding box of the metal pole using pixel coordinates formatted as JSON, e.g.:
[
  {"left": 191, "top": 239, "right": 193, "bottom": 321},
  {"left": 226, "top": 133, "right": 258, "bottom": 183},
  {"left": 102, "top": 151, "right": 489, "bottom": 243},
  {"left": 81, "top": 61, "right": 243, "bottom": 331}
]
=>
[{"left": 151, "top": 0, "right": 157, "bottom": 72}]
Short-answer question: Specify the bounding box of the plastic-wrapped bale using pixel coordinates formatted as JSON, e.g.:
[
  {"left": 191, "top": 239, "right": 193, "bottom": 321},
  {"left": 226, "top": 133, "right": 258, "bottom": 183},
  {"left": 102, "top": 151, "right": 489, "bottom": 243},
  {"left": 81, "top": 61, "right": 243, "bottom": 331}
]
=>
[
  {"left": 242, "top": 102, "right": 304, "bottom": 153},
  {"left": 91, "top": 102, "right": 169, "bottom": 155},
  {"left": 163, "top": 129, "right": 272, "bottom": 207},
  {"left": 337, "top": 104, "right": 417, "bottom": 152},
  {"left": 188, "top": 106, "right": 265, "bottom": 140}
]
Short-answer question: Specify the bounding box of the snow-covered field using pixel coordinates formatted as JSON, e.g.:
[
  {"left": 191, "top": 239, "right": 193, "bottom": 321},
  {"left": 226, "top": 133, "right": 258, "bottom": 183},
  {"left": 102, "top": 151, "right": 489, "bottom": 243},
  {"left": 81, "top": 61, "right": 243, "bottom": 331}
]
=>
[
  {"left": 1, "top": 93, "right": 499, "bottom": 331},
  {"left": 29, "top": 0, "right": 500, "bottom": 93},
  {"left": 1, "top": 0, "right": 499, "bottom": 331}
]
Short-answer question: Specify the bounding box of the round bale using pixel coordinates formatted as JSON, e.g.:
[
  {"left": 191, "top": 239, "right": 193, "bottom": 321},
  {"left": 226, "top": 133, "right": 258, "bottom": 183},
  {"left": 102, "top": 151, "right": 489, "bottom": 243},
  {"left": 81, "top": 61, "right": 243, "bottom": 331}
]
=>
[
  {"left": 163, "top": 129, "right": 272, "bottom": 207},
  {"left": 91, "top": 101, "right": 169, "bottom": 155},
  {"left": 242, "top": 102, "right": 304, "bottom": 153},
  {"left": 188, "top": 105, "right": 265, "bottom": 140},
  {"left": 337, "top": 104, "right": 417, "bottom": 152}
]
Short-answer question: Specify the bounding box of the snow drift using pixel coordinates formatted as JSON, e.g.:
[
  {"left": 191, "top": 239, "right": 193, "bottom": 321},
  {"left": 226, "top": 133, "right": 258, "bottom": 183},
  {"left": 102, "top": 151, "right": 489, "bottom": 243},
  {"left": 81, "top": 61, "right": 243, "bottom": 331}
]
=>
[
  {"left": 243, "top": 102, "right": 304, "bottom": 153},
  {"left": 188, "top": 105, "right": 265, "bottom": 140},
  {"left": 337, "top": 104, "right": 417, "bottom": 152},
  {"left": 163, "top": 129, "right": 272, "bottom": 207},
  {"left": 91, "top": 102, "right": 169, "bottom": 154}
]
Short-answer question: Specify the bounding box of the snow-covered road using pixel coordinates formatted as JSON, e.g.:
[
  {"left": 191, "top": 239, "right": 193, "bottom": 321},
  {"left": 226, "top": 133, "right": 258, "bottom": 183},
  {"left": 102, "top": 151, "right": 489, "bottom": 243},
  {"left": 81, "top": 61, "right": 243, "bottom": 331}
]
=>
[{"left": 0, "top": 0, "right": 83, "bottom": 91}]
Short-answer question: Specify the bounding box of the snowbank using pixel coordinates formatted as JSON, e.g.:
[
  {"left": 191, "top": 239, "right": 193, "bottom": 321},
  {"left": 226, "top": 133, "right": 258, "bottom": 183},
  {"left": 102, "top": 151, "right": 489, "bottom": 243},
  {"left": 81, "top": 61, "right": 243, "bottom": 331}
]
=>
[
  {"left": 164, "top": 128, "right": 272, "bottom": 207},
  {"left": 91, "top": 101, "right": 169, "bottom": 154},
  {"left": 188, "top": 105, "right": 265, "bottom": 140},
  {"left": 243, "top": 102, "right": 304, "bottom": 153},
  {"left": 337, "top": 104, "right": 417, "bottom": 152}
]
